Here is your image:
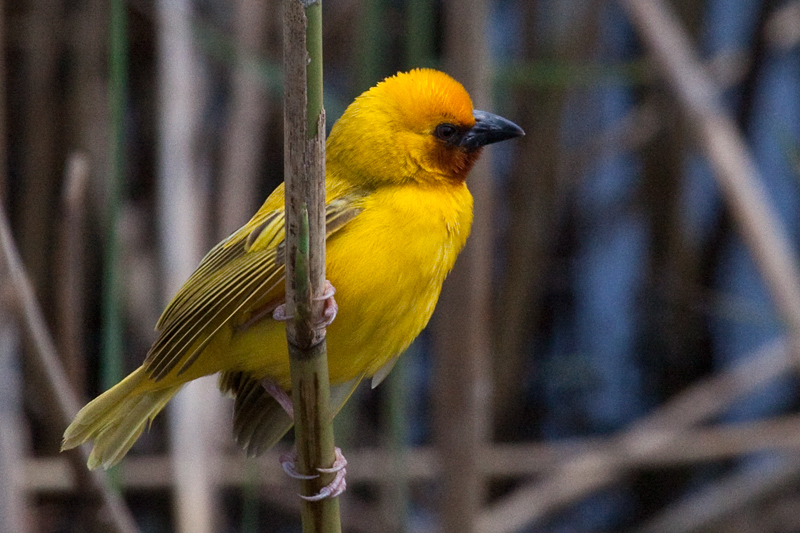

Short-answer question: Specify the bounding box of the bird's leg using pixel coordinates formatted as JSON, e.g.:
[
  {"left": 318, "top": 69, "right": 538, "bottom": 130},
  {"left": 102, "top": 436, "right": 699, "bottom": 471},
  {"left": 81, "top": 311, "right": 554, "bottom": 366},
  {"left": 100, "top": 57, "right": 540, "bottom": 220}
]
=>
[
  {"left": 272, "top": 280, "right": 338, "bottom": 328},
  {"left": 260, "top": 378, "right": 294, "bottom": 419},
  {"left": 261, "top": 374, "right": 348, "bottom": 500}
]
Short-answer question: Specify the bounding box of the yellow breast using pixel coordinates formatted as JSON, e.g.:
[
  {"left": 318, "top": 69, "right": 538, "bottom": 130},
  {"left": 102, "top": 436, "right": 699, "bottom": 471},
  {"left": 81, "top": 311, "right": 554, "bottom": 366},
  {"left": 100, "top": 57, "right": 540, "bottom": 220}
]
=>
[{"left": 323, "top": 180, "right": 473, "bottom": 384}]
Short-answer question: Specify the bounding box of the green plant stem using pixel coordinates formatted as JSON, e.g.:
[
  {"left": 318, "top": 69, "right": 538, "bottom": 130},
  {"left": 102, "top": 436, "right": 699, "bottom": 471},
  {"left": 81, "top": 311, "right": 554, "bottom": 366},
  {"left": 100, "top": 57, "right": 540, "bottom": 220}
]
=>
[
  {"left": 305, "top": 1, "right": 323, "bottom": 137},
  {"left": 102, "top": 0, "right": 126, "bottom": 418},
  {"left": 283, "top": 0, "right": 341, "bottom": 531}
]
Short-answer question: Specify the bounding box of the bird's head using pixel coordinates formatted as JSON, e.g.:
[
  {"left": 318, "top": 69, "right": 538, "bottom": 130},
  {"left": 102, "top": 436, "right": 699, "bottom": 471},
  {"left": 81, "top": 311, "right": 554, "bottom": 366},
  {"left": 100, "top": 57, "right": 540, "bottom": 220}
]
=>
[{"left": 327, "top": 69, "right": 524, "bottom": 187}]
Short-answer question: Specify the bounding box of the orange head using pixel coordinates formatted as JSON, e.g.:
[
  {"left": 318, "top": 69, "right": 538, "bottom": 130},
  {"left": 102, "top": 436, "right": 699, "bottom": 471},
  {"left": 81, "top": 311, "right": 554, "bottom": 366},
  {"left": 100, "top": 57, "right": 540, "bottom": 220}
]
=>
[{"left": 326, "top": 69, "right": 523, "bottom": 187}]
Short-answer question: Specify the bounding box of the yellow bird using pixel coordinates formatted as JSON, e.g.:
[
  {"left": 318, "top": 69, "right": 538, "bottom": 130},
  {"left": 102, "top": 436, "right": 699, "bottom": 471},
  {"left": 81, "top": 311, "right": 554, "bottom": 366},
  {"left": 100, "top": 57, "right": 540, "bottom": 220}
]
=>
[{"left": 62, "top": 69, "right": 523, "bottom": 474}]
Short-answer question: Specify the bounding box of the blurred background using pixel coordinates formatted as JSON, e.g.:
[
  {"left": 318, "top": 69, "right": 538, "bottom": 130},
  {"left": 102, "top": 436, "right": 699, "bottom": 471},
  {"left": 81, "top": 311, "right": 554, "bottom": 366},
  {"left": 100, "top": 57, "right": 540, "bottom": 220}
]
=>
[{"left": 2, "top": 0, "right": 800, "bottom": 532}]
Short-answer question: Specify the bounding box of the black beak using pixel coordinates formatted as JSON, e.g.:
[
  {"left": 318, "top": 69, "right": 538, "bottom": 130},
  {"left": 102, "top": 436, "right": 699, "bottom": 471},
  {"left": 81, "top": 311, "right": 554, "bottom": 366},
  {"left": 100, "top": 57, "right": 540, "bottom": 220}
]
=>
[{"left": 459, "top": 110, "right": 525, "bottom": 150}]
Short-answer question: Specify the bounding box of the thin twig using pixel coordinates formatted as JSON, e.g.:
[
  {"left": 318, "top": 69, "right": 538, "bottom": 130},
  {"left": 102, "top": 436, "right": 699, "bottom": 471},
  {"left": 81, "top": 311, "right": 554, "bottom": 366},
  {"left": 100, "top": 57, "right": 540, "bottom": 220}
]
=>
[
  {"left": 478, "top": 338, "right": 792, "bottom": 533},
  {"left": 620, "top": 0, "right": 800, "bottom": 338},
  {"left": 635, "top": 454, "right": 800, "bottom": 533},
  {"left": 0, "top": 204, "right": 139, "bottom": 533},
  {"left": 27, "top": 408, "right": 800, "bottom": 494}
]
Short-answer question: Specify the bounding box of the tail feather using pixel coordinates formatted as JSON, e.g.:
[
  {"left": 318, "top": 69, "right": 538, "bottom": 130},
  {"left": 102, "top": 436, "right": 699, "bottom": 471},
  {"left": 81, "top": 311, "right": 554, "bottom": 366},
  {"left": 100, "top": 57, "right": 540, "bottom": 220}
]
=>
[
  {"left": 221, "top": 371, "right": 293, "bottom": 456},
  {"left": 62, "top": 367, "right": 180, "bottom": 470},
  {"left": 220, "top": 370, "right": 364, "bottom": 457}
]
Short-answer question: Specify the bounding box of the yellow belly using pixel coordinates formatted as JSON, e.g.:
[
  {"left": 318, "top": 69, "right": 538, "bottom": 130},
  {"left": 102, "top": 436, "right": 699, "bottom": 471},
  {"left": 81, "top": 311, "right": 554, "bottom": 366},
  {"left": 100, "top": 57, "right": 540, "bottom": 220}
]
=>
[{"left": 220, "top": 181, "right": 473, "bottom": 389}]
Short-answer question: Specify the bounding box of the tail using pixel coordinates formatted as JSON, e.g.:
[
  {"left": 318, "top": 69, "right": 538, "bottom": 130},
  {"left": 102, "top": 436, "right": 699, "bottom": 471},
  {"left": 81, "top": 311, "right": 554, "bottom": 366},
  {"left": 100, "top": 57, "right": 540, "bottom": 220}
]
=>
[
  {"left": 219, "top": 370, "right": 365, "bottom": 457},
  {"left": 62, "top": 367, "right": 180, "bottom": 470}
]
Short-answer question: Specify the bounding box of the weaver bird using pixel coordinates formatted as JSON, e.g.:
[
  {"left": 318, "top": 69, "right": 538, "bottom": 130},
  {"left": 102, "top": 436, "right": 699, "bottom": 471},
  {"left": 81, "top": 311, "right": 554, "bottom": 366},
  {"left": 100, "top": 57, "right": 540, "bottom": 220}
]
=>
[{"left": 62, "top": 68, "right": 523, "bottom": 498}]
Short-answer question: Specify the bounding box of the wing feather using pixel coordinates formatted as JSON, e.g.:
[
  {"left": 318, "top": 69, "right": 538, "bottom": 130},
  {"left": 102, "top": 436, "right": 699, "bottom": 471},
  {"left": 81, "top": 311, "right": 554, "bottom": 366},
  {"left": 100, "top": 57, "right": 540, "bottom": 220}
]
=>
[
  {"left": 143, "top": 197, "right": 364, "bottom": 382},
  {"left": 157, "top": 237, "right": 247, "bottom": 328},
  {"left": 174, "top": 269, "right": 285, "bottom": 376},
  {"left": 147, "top": 258, "right": 283, "bottom": 380}
]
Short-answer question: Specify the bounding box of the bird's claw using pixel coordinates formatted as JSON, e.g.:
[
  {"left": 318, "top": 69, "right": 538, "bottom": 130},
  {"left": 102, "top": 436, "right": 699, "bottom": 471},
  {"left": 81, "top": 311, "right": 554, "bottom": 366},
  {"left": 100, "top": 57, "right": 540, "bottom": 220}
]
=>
[
  {"left": 316, "top": 280, "right": 338, "bottom": 327},
  {"left": 299, "top": 468, "right": 347, "bottom": 501},
  {"left": 280, "top": 447, "right": 348, "bottom": 501},
  {"left": 272, "top": 303, "right": 291, "bottom": 322},
  {"left": 280, "top": 451, "right": 318, "bottom": 480},
  {"left": 316, "top": 446, "right": 347, "bottom": 474},
  {"left": 272, "top": 280, "right": 338, "bottom": 328}
]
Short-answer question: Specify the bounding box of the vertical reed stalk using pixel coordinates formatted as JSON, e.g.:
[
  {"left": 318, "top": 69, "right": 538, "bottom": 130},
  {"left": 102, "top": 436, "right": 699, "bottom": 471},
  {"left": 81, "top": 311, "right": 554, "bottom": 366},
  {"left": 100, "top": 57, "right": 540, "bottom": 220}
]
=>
[
  {"left": 283, "top": 0, "right": 342, "bottom": 531},
  {"left": 102, "top": 0, "right": 127, "bottom": 398}
]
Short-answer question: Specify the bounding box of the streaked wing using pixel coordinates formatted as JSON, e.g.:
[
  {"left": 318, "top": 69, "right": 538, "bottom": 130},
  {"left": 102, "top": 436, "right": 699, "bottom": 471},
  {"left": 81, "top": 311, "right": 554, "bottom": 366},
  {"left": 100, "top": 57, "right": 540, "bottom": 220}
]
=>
[{"left": 143, "top": 197, "right": 363, "bottom": 382}]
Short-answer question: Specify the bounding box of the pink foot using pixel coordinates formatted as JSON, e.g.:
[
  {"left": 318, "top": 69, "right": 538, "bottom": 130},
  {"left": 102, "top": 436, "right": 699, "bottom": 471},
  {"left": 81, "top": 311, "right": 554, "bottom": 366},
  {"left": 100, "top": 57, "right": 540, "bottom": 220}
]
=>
[
  {"left": 272, "top": 302, "right": 291, "bottom": 322},
  {"left": 261, "top": 378, "right": 294, "bottom": 419},
  {"left": 272, "top": 280, "right": 338, "bottom": 327},
  {"left": 316, "top": 280, "right": 338, "bottom": 327},
  {"left": 279, "top": 447, "right": 348, "bottom": 501}
]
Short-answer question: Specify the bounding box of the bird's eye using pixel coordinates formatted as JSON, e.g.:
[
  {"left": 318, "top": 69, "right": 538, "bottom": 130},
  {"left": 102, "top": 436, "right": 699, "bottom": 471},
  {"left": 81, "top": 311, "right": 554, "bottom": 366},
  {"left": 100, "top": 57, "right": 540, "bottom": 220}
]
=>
[{"left": 434, "top": 123, "right": 458, "bottom": 141}]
